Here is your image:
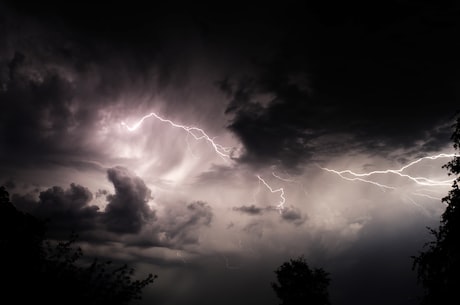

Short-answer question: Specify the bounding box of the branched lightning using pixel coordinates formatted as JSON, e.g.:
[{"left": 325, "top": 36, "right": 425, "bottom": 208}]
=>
[
  {"left": 121, "top": 112, "right": 234, "bottom": 161},
  {"left": 121, "top": 112, "right": 290, "bottom": 212},
  {"left": 319, "top": 153, "right": 457, "bottom": 190},
  {"left": 121, "top": 113, "right": 457, "bottom": 216},
  {"left": 257, "top": 175, "right": 286, "bottom": 213},
  {"left": 319, "top": 166, "right": 395, "bottom": 190}
]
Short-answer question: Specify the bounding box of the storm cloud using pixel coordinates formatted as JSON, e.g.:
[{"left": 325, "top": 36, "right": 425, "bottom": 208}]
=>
[
  {"left": 12, "top": 183, "right": 100, "bottom": 237},
  {"left": 104, "top": 166, "right": 155, "bottom": 234},
  {"left": 220, "top": 2, "right": 458, "bottom": 169},
  {"left": 10, "top": 166, "right": 214, "bottom": 250},
  {"left": 1, "top": 2, "right": 458, "bottom": 305},
  {"left": 232, "top": 204, "right": 264, "bottom": 215}
]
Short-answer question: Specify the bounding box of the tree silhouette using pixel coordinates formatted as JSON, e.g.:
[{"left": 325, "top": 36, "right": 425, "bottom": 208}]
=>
[
  {"left": 272, "top": 255, "right": 331, "bottom": 305},
  {"left": 412, "top": 113, "right": 460, "bottom": 305},
  {"left": 0, "top": 186, "right": 157, "bottom": 305}
]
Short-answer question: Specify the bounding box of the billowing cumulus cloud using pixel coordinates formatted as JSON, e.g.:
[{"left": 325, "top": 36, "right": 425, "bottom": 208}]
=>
[
  {"left": 10, "top": 166, "right": 216, "bottom": 251},
  {"left": 11, "top": 183, "right": 100, "bottom": 237},
  {"left": 104, "top": 166, "right": 155, "bottom": 234}
]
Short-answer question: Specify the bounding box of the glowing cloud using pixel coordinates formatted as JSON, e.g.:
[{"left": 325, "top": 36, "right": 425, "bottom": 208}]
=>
[{"left": 121, "top": 112, "right": 234, "bottom": 161}]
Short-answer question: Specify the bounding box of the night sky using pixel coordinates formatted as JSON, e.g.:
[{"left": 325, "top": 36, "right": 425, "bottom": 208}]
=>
[{"left": 1, "top": 1, "right": 459, "bottom": 305}]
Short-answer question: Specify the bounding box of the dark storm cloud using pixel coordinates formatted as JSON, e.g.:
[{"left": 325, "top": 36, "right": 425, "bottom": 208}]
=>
[
  {"left": 123, "top": 199, "right": 214, "bottom": 249},
  {"left": 2, "top": 179, "right": 16, "bottom": 190},
  {"left": 221, "top": 2, "right": 459, "bottom": 169},
  {"left": 8, "top": 166, "right": 155, "bottom": 238},
  {"left": 104, "top": 166, "right": 155, "bottom": 234},
  {"left": 0, "top": 51, "right": 80, "bottom": 160},
  {"left": 280, "top": 206, "right": 305, "bottom": 226},
  {"left": 2, "top": 1, "right": 457, "bottom": 172},
  {"left": 232, "top": 204, "right": 306, "bottom": 226},
  {"left": 233, "top": 204, "right": 264, "bottom": 215},
  {"left": 11, "top": 183, "right": 100, "bottom": 237},
  {"left": 9, "top": 166, "right": 214, "bottom": 249},
  {"left": 0, "top": 4, "right": 170, "bottom": 167},
  {"left": 159, "top": 201, "right": 213, "bottom": 247}
]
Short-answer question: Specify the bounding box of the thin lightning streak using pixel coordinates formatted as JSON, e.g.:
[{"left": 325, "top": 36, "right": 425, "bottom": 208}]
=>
[
  {"left": 257, "top": 175, "right": 286, "bottom": 213},
  {"left": 412, "top": 192, "right": 444, "bottom": 202},
  {"left": 121, "top": 112, "right": 289, "bottom": 212},
  {"left": 121, "top": 112, "right": 234, "bottom": 161},
  {"left": 406, "top": 197, "right": 430, "bottom": 214},
  {"left": 272, "top": 172, "right": 296, "bottom": 182},
  {"left": 319, "top": 153, "right": 457, "bottom": 189},
  {"left": 272, "top": 171, "right": 309, "bottom": 196},
  {"left": 318, "top": 166, "right": 395, "bottom": 190},
  {"left": 121, "top": 114, "right": 456, "bottom": 214}
]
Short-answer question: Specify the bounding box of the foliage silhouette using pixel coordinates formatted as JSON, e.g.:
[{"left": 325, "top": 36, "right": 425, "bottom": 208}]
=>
[
  {"left": 412, "top": 113, "right": 460, "bottom": 304},
  {"left": 272, "top": 255, "right": 331, "bottom": 305},
  {"left": 0, "top": 186, "right": 157, "bottom": 305}
]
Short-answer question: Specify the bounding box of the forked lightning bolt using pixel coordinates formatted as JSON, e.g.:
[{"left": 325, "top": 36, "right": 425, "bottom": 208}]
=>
[
  {"left": 121, "top": 112, "right": 456, "bottom": 213},
  {"left": 121, "top": 112, "right": 233, "bottom": 161},
  {"left": 121, "top": 112, "right": 288, "bottom": 211},
  {"left": 257, "top": 175, "right": 286, "bottom": 213},
  {"left": 319, "top": 153, "right": 457, "bottom": 190}
]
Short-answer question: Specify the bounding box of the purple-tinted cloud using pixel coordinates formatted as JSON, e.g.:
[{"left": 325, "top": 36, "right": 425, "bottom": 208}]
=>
[{"left": 103, "top": 166, "right": 155, "bottom": 234}]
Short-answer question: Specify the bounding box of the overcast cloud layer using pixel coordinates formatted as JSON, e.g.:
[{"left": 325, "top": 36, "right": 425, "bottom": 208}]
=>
[{"left": 1, "top": 2, "right": 458, "bottom": 305}]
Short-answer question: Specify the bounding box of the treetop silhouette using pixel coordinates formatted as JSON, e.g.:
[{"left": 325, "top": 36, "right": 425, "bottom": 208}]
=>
[
  {"left": 412, "top": 113, "right": 460, "bottom": 304},
  {"left": 272, "top": 255, "right": 331, "bottom": 305}
]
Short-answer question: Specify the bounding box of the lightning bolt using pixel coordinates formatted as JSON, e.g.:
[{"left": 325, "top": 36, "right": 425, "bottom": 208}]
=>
[
  {"left": 121, "top": 112, "right": 291, "bottom": 213},
  {"left": 121, "top": 112, "right": 234, "bottom": 161},
  {"left": 257, "top": 175, "right": 286, "bottom": 213},
  {"left": 318, "top": 166, "right": 396, "bottom": 190},
  {"left": 271, "top": 171, "right": 296, "bottom": 183},
  {"left": 319, "top": 153, "right": 457, "bottom": 190},
  {"left": 121, "top": 113, "right": 456, "bottom": 216}
]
